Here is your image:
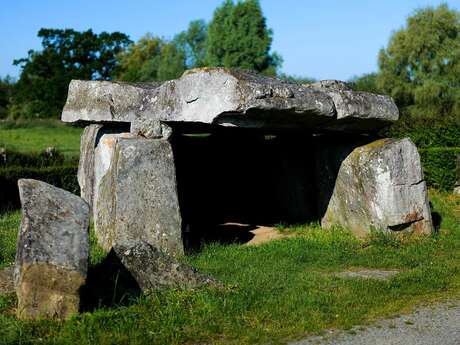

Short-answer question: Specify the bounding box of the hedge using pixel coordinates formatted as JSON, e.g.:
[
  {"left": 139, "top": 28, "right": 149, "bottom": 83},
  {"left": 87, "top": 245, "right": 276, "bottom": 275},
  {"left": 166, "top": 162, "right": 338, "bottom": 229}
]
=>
[
  {"left": 0, "top": 164, "right": 78, "bottom": 211},
  {"left": 419, "top": 147, "right": 460, "bottom": 191},
  {"left": 0, "top": 148, "right": 75, "bottom": 168}
]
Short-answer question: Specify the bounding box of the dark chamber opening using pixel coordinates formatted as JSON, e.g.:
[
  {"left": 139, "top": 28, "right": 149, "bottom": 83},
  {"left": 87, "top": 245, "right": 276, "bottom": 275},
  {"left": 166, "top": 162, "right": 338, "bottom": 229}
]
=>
[{"left": 171, "top": 130, "right": 319, "bottom": 251}]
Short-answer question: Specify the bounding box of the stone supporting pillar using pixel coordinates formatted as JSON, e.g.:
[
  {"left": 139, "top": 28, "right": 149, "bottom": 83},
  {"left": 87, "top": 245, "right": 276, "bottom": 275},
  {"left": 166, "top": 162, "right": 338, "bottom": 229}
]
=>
[
  {"left": 94, "top": 134, "right": 183, "bottom": 257},
  {"left": 454, "top": 154, "right": 460, "bottom": 195},
  {"left": 318, "top": 138, "right": 433, "bottom": 236},
  {"left": 78, "top": 124, "right": 103, "bottom": 211}
]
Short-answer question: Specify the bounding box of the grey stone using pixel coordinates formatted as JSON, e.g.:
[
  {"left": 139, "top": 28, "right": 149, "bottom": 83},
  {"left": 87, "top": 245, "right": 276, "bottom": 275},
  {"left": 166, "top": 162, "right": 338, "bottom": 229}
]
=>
[
  {"left": 319, "top": 138, "right": 433, "bottom": 236},
  {"left": 15, "top": 179, "right": 89, "bottom": 319},
  {"left": 62, "top": 68, "right": 398, "bottom": 132},
  {"left": 114, "top": 241, "right": 218, "bottom": 292},
  {"left": 332, "top": 269, "right": 400, "bottom": 281},
  {"left": 0, "top": 266, "right": 14, "bottom": 295},
  {"left": 454, "top": 154, "right": 460, "bottom": 194},
  {"left": 78, "top": 124, "right": 103, "bottom": 210},
  {"left": 94, "top": 135, "right": 183, "bottom": 256},
  {"left": 308, "top": 80, "right": 399, "bottom": 131}
]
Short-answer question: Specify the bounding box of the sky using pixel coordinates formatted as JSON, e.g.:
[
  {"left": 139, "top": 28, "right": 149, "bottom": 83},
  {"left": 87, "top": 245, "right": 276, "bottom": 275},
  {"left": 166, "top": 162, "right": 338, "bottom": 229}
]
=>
[{"left": 1, "top": 0, "right": 459, "bottom": 81}]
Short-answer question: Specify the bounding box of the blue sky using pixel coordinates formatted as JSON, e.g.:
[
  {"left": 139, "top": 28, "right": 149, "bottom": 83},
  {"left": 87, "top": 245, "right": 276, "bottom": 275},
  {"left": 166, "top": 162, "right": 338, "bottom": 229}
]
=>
[{"left": 1, "top": 0, "right": 459, "bottom": 81}]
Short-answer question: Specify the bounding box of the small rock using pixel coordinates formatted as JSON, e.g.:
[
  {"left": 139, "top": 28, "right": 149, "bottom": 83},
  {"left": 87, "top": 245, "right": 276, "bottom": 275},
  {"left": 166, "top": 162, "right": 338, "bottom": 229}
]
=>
[
  {"left": 332, "top": 269, "right": 400, "bottom": 281},
  {"left": 15, "top": 179, "right": 89, "bottom": 320},
  {"left": 113, "top": 241, "right": 219, "bottom": 292}
]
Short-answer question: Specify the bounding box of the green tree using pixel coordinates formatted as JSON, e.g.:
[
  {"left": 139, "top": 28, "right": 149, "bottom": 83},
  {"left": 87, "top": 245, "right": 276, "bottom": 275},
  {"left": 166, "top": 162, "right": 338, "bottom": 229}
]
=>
[
  {"left": 116, "top": 34, "right": 186, "bottom": 82},
  {"left": 377, "top": 4, "right": 460, "bottom": 119},
  {"left": 174, "top": 20, "right": 208, "bottom": 68},
  {"left": 349, "top": 73, "right": 380, "bottom": 93},
  {"left": 206, "top": 0, "right": 282, "bottom": 74},
  {"left": 0, "top": 76, "right": 14, "bottom": 119},
  {"left": 12, "top": 28, "right": 131, "bottom": 118}
]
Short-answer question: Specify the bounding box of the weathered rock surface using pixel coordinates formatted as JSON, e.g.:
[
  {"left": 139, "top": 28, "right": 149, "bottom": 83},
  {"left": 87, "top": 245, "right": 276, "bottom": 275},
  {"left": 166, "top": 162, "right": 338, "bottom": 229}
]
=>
[
  {"left": 454, "top": 154, "right": 460, "bottom": 195},
  {"left": 78, "top": 124, "right": 103, "bottom": 210},
  {"left": 94, "top": 135, "right": 183, "bottom": 256},
  {"left": 15, "top": 179, "right": 89, "bottom": 320},
  {"left": 114, "top": 241, "right": 217, "bottom": 291},
  {"left": 62, "top": 68, "right": 398, "bottom": 132},
  {"left": 308, "top": 80, "right": 399, "bottom": 131},
  {"left": 0, "top": 266, "right": 14, "bottom": 295},
  {"left": 319, "top": 138, "right": 433, "bottom": 236}
]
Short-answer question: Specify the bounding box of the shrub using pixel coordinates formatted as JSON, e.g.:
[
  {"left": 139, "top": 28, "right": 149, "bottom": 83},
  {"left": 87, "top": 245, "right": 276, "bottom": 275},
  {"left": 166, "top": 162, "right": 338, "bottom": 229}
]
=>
[
  {"left": 419, "top": 147, "right": 460, "bottom": 191},
  {"left": 0, "top": 148, "right": 68, "bottom": 168},
  {"left": 0, "top": 164, "right": 78, "bottom": 211},
  {"left": 383, "top": 118, "right": 460, "bottom": 148}
]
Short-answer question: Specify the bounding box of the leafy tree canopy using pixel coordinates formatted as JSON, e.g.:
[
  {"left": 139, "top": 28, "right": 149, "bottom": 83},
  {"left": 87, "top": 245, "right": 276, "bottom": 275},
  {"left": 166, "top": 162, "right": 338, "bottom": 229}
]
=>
[
  {"left": 174, "top": 20, "right": 208, "bottom": 68},
  {"left": 115, "top": 34, "right": 186, "bottom": 82},
  {"left": 12, "top": 28, "right": 131, "bottom": 118},
  {"left": 206, "top": 0, "right": 282, "bottom": 75},
  {"left": 377, "top": 4, "right": 460, "bottom": 119},
  {"left": 0, "top": 76, "right": 14, "bottom": 119}
]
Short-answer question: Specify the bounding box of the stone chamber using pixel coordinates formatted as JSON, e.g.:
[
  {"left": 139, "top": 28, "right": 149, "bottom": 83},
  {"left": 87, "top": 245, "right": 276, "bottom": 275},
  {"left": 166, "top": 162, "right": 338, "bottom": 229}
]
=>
[{"left": 66, "top": 68, "right": 433, "bottom": 257}]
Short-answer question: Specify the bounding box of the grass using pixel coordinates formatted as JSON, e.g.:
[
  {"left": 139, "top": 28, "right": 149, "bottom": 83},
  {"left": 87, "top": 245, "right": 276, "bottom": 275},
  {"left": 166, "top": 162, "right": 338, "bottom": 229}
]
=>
[
  {"left": 0, "top": 119, "right": 82, "bottom": 157},
  {"left": 0, "top": 190, "right": 459, "bottom": 344}
]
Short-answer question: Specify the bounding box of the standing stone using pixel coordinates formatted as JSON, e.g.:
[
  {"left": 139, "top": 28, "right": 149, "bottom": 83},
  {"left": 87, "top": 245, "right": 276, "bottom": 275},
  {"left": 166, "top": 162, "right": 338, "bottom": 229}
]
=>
[
  {"left": 78, "top": 124, "right": 103, "bottom": 210},
  {"left": 15, "top": 179, "right": 89, "bottom": 320},
  {"left": 454, "top": 154, "right": 460, "bottom": 195},
  {"left": 94, "top": 136, "right": 183, "bottom": 256},
  {"left": 114, "top": 241, "right": 217, "bottom": 291},
  {"left": 319, "top": 138, "right": 433, "bottom": 236}
]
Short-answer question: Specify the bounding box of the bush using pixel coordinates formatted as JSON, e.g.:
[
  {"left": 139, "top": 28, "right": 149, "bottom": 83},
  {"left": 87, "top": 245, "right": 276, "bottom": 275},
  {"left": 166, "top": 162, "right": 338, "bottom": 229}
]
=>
[
  {"left": 0, "top": 164, "right": 78, "bottom": 211},
  {"left": 419, "top": 147, "right": 460, "bottom": 191},
  {"left": 383, "top": 118, "right": 460, "bottom": 148},
  {"left": 0, "top": 148, "right": 67, "bottom": 168}
]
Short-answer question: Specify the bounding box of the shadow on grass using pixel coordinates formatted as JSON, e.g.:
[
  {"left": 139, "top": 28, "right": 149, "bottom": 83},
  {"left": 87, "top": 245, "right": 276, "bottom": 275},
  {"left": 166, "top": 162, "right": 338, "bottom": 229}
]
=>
[{"left": 80, "top": 249, "right": 141, "bottom": 312}]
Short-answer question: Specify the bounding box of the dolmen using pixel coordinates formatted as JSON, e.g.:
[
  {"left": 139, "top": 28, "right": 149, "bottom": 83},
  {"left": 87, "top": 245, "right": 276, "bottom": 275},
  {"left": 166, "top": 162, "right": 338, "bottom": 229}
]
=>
[
  {"left": 61, "top": 67, "right": 433, "bottom": 257},
  {"left": 13, "top": 68, "right": 435, "bottom": 320}
]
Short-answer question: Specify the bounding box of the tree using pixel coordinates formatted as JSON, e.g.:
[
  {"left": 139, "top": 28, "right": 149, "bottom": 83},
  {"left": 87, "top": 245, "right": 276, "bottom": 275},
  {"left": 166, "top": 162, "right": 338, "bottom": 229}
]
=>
[
  {"left": 377, "top": 4, "right": 460, "bottom": 119},
  {"left": 0, "top": 76, "right": 14, "bottom": 119},
  {"left": 115, "top": 34, "right": 186, "bottom": 82},
  {"left": 11, "top": 28, "right": 131, "bottom": 118},
  {"left": 174, "top": 20, "right": 208, "bottom": 68},
  {"left": 206, "top": 0, "right": 282, "bottom": 75},
  {"left": 349, "top": 73, "right": 380, "bottom": 93}
]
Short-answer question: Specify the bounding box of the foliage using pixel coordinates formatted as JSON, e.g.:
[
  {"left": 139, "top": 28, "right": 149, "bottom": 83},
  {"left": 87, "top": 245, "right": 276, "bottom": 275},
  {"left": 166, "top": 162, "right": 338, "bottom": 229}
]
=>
[
  {"left": 278, "top": 73, "right": 315, "bottom": 84},
  {"left": 206, "top": 0, "right": 282, "bottom": 75},
  {"left": 0, "top": 148, "right": 66, "bottom": 168},
  {"left": 115, "top": 34, "right": 186, "bottom": 82},
  {"left": 0, "top": 191, "right": 459, "bottom": 344},
  {"left": 419, "top": 147, "right": 460, "bottom": 191},
  {"left": 11, "top": 28, "right": 131, "bottom": 118},
  {"left": 349, "top": 73, "right": 380, "bottom": 93},
  {"left": 0, "top": 165, "right": 78, "bottom": 211},
  {"left": 384, "top": 117, "right": 460, "bottom": 148},
  {"left": 174, "top": 20, "right": 208, "bottom": 68},
  {"left": 0, "top": 76, "right": 14, "bottom": 119},
  {"left": 376, "top": 4, "right": 460, "bottom": 119}
]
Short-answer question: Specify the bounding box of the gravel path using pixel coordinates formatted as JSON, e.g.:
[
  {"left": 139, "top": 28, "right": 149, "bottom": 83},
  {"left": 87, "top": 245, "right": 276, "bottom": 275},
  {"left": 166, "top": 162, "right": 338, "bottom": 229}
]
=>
[{"left": 290, "top": 300, "right": 460, "bottom": 345}]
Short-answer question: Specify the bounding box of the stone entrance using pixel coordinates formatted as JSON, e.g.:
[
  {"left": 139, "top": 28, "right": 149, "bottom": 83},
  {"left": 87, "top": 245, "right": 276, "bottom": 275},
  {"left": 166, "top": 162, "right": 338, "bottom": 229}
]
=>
[{"left": 63, "top": 68, "right": 433, "bottom": 256}]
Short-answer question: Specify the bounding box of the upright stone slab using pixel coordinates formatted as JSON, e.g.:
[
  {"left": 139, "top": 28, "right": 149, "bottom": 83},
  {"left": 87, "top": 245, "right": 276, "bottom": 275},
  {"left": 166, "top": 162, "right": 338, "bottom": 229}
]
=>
[
  {"left": 78, "top": 124, "right": 103, "bottom": 210},
  {"left": 319, "top": 138, "right": 433, "bottom": 236},
  {"left": 94, "top": 136, "right": 183, "bottom": 256},
  {"left": 454, "top": 154, "right": 460, "bottom": 195},
  {"left": 15, "top": 179, "right": 89, "bottom": 320}
]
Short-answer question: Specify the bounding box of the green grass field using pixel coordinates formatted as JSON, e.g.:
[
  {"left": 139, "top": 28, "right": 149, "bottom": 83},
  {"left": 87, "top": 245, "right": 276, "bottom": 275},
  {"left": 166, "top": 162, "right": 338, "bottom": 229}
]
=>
[
  {"left": 0, "top": 119, "right": 82, "bottom": 157},
  {"left": 0, "top": 191, "right": 459, "bottom": 345}
]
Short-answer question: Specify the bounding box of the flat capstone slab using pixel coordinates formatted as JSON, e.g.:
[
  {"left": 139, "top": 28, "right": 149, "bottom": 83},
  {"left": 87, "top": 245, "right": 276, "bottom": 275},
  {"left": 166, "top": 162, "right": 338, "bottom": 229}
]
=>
[{"left": 62, "top": 68, "right": 398, "bottom": 133}]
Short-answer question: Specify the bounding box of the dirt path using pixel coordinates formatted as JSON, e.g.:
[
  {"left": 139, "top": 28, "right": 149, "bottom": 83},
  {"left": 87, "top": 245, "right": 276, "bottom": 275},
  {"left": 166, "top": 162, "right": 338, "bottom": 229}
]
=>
[{"left": 290, "top": 300, "right": 460, "bottom": 345}]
